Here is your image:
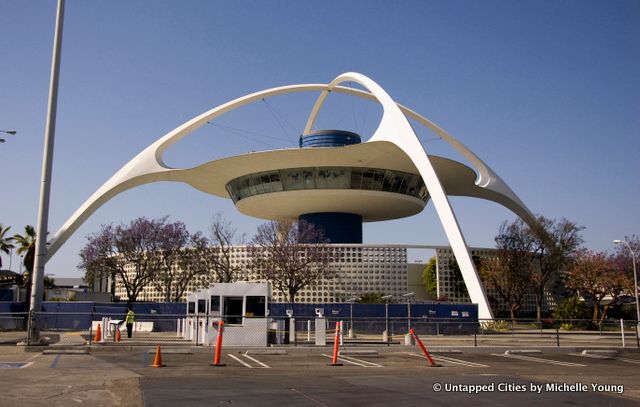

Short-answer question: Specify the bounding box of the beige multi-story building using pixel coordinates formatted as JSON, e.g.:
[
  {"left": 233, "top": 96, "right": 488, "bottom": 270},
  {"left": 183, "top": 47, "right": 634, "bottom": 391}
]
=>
[
  {"left": 113, "top": 244, "right": 555, "bottom": 316},
  {"left": 435, "top": 247, "right": 556, "bottom": 315},
  {"left": 114, "top": 244, "right": 409, "bottom": 304}
]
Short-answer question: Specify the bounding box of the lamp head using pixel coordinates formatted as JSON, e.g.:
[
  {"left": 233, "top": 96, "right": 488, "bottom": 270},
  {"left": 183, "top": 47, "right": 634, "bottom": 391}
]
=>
[{"left": 613, "top": 240, "right": 622, "bottom": 245}]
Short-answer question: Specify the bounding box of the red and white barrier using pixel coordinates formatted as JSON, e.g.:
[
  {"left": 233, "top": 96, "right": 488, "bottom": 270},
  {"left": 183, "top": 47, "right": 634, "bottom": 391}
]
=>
[
  {"left": 409, "top": 328, "right": 440, "bottom": 367},
  {"left": 210, "top": 320, "right": 226, "bottom": 367},
  {"left": 330, "top": 321, "right": 342, "bottom": 366}
]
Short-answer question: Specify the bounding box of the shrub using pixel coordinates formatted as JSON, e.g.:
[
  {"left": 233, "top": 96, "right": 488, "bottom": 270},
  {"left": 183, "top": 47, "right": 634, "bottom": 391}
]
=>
[
  {"left": 553, "top": 296, "right": 589, "bottom": 320},
  {"left": 483, "top": 320, "right": 511, "bottom": 332}
]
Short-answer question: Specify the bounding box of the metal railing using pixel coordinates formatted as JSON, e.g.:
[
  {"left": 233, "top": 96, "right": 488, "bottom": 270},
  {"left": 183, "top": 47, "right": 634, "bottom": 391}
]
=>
[{"left": 0, "top": 312, "right": 637, "bottom": 348}]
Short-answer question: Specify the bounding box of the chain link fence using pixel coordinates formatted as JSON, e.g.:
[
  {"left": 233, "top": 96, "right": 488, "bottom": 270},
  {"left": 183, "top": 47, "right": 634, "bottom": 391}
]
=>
[{"left": 0, "top": 311, "right": 638, "bottom": 348}]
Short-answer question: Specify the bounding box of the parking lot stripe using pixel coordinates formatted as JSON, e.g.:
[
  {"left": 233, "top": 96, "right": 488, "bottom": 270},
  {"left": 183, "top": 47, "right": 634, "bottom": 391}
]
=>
[
  {"left": 494, "top": 353, "right": 587, "bottom": 367},
  {"left": 338, "top": 355, "right": 383, "bottom": 367},
  {"left": 228, "top": 354, "right": 253, "bottom": 368},
  {"left": 321, "top": 354, "right": 382, "bottom": 367},
  {"left": 433, "top": 355, "right": 489, "bottom": 367},
  {"left": 242, "top": 353, "right": 271, "bottom": 368},
  {"left": 405, "top": 352, "right": 487, "bottom": 367}
]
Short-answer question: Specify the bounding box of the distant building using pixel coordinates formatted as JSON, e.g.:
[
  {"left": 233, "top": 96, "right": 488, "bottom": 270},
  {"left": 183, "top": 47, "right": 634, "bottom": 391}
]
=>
[
  {"left": 435, "top": 248, "right": 557, "bottom": 316},
  {"left": 115, "top": 244, "right": 409, "bottom": 304},
  {"left": 45, "top": 277, "right": 89, "bottom": 301},
  {"left": 111, "top": 244, "right": 556, "bottom": 316}
]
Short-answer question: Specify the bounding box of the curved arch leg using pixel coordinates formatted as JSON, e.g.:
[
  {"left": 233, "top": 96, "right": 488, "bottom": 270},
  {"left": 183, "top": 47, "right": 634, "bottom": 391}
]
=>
[
  {"left": 45, "top": 84, "right": 329, "bottom": 262},
  {"left": 320, "top": 72, "right": 494, "bottom": 319}
]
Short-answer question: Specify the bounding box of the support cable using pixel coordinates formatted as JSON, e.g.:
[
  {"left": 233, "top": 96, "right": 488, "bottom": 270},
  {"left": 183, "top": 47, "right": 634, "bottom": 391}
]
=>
[
  {"left": 205, "top": 121, "right": 279, "bottom": 149},
  {"left": 262, "top": 98, "right": 297, "bottom": 144}
]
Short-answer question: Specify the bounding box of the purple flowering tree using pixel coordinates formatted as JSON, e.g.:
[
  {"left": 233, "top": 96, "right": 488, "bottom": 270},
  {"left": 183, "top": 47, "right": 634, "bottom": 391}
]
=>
[
  {"left": 79, "top": 217, "right": 198, "bottom": 303},
  {"left": 248, "top": 220, "right": 338, "bottom": 304}
]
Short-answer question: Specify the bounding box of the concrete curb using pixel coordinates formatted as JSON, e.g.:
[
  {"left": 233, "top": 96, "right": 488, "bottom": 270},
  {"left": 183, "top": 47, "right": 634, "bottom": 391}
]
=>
[
  {"left": 505, "top": 349, "right": 543, "bottom": 354},
  {"left": 582, "top": 349, "right": 619, "bottom": 355}
]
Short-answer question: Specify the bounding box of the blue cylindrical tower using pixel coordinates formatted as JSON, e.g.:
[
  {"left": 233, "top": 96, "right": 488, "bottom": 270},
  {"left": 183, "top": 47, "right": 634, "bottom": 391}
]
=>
[
  {"left": 299, "top": 130, "right": 363, "bottom": 243},
  {"left": 299, "top": 130, "right": 361, "bottom": 148}
]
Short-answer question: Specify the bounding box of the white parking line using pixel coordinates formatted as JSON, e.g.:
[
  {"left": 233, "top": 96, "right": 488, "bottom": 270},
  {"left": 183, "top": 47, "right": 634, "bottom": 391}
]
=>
[
  {"left": 321, "top": 354, "right": 383, "bottom": 367},
  {"left": 339, "top": 355, "right": 383, "bottom": 367},
  {"left": 228, "top": 354, "right": 253, "bottom": 368},
  {"left": 574, "top": 353, "right": 640, "bottom": 365},
  {"left": 494, "top": 353, "right": 587, "bottom": 367},
  {"left": 228, "top": 353, "right": 271, "bottom": 369},
  {"left": 434, "top": 355, "right": 489, "bottom": 367},
  {"left": 405, "top": 352, "right": 488, "bottom": 367},
  {"left": 242, "top": 353, "right": 271, "bottom": 368}
]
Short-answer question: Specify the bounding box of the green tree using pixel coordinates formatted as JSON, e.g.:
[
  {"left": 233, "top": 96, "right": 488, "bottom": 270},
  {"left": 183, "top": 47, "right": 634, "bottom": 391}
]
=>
[
  {"left": 356, "top": 293, "right": 385, "bottom": 304},
  {"left": 529, "top": 216, "right": 584, "bottom": 320},
  {"left": 43, "top": 276, "right": 56, "bottom": 289},
  {"left": 480, "top": 220, "right": 535, "bottom": 321},
  {"left": 13, "top": 225, "right": 36, "bottom": 302},
  {"left": 0, "top": 224, "right": 14, "bottom": 269},
  {"left": 565, "top": 250, "right": 631, "bottom": 322},
  {"left": 422, "top": 257, "right": 437, "bottom": 298},
  {"left": 553, "top": 296, "right": 589, "bottom": 320}
]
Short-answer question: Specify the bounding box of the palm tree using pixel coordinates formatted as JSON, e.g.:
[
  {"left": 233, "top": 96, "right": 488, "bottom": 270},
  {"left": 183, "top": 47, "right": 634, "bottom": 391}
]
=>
[
  {"left": 0, "top": 224, "right": 15, "bottom": 269},
  {"left": 13, "top": 225, "right": 36, "bottom": 302}
]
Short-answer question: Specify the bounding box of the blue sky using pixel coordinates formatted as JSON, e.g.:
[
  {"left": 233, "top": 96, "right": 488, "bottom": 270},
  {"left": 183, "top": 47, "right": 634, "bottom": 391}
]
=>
[{"left": 1, "top": 0, "right": 638, "bottom": 277}]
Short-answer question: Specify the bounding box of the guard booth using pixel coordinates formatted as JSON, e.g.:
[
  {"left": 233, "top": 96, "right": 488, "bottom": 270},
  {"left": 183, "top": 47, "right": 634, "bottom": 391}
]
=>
[
  {"left": 185, "top": 289, "right": 209, "bottom": 343},
  {"left": 184, "top": 282, "right": 271, "bottom": 347}
]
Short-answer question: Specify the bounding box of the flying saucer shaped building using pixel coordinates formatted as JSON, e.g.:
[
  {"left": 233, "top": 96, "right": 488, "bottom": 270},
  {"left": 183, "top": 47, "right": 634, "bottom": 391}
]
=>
[{"left": 45, "top": 72, "right": 535, "bottom": 319}]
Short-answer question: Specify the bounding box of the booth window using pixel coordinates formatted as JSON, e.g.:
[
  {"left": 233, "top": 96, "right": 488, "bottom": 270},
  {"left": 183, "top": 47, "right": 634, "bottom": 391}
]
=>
[
  {"left": 187, "top": 302, "right": 195, "bottom": 314},
  {"left": 198, "top": 299, "right": 207, "bottom": 314},
  {"left": 210, "top": 296, "right": 220, "bottom": 313},
  {"left": 223, "top": 296, "right": 243, "bottom": 325},
  {"left": 245, "top": 296, "right": 266, "bottom": 317}
]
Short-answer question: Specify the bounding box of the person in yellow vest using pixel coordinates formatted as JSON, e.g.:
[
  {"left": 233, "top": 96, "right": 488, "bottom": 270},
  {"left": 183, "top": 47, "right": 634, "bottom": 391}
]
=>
[{"left": 125, "top": 308, "right": 135, "bottom": 338}]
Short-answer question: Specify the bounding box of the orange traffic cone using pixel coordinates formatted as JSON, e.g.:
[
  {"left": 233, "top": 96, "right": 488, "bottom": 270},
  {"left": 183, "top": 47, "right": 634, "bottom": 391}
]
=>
[
  {"left": 150, "top": 345, "right": 166, "bottom": 368},
  {"left": 115, "top": 327, "right": 121, "bottom": 343},
  {"left": 93, "top": 323, "right": 102, "bottom": 343}
]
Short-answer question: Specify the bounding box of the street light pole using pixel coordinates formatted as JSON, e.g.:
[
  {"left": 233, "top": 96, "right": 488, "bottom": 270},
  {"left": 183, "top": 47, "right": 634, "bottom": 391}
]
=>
[
  {"left": 402, "top": 292, "right": 415, "bottom": 330},
  {"left": 381, "top": 294, "right": 392, "bottom": 344},
  {"left": 28, "top": 0, "right": 65, "bottom": 345},
  {"left": 346, "top": 297, "right": 358, "bottom": 335},
  {"left": 613, "top": 239, "right": 639, "bottom": 326}
]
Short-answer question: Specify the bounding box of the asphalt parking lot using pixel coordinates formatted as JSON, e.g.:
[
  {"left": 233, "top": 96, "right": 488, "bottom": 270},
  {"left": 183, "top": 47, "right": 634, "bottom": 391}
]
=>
[{"left": 1, "top": 345, "right": 639, "bottom": 406}]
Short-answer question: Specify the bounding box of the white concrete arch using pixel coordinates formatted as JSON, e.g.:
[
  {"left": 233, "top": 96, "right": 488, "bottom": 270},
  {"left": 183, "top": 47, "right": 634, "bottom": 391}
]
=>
[
  {"left": 45, "top": 73, "right": 537, "bottom": 319},
  {"left": 304, "top": 72, "right": 493, "bottom": 319},
  {"left": 46, "top": 83, "right": 327, "bottom": 261},
  {"left": 305, "top": 85, "right": 534, "bottom": 225}
]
